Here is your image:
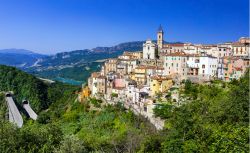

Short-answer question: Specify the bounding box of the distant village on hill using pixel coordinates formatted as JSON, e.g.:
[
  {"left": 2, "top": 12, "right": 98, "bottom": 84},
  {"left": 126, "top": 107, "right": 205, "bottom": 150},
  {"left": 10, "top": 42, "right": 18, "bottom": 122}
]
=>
[{"left": 80, "top": 25, "right": 250, "bottom": 129}]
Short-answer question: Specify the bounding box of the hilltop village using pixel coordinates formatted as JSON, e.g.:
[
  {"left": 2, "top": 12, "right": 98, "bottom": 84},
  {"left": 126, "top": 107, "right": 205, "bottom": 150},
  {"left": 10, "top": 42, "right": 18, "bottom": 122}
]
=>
[{"left": 80, "top": 26, "right": 250, "bottom": 129}]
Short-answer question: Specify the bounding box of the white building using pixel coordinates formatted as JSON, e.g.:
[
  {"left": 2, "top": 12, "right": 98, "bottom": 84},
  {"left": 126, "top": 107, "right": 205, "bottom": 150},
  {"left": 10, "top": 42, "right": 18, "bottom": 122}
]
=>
[
  {"left": 186, "top": 55, "right": 218, "bottom": 78},
  {"left": 119, "top": 59, "right": 138, "bottom": 74},
  {"left": 89, "top": 76, "right": 98, "bottom": 96},
  {"left": 183, "top": 43, "right": 200, "bottom": 54},
  {"left": 143, "top": 40, "right": 157, "bottom": 59},
  {"left": 217, "top": 44, "right": 232, "bottom": 58}
]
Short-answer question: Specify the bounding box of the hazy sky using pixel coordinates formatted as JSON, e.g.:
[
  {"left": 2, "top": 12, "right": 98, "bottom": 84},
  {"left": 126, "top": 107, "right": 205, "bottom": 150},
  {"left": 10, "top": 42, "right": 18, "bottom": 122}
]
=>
[{"left": 0, "top": 0, "right": 249, "bottom": 54}]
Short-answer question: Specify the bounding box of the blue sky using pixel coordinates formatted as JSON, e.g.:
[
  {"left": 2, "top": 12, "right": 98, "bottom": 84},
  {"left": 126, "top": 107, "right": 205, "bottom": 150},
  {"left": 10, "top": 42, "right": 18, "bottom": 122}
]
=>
[{"left": 0, "top": 0, "right": 249, "bottom": 54}]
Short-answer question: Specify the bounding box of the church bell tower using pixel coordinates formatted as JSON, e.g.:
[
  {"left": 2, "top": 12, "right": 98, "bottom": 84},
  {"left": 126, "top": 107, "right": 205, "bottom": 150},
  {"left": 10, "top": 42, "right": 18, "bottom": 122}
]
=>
[{"left": 157, "top": 25, "right": 164, "bottom": 49}]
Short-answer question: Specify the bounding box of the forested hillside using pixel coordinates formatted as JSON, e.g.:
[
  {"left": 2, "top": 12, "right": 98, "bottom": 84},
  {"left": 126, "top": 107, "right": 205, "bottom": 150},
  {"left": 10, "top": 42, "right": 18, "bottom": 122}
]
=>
[
  {"left": 0, "top": 65, "right": 248, "bottom": 152},
  {"left": 0, "top": 65, "right": 79, "bottom": 112}
]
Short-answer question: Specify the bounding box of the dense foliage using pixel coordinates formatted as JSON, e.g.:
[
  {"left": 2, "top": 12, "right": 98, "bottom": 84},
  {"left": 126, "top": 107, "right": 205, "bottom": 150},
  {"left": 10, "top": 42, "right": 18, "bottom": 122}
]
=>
[
  {"left": 0, "top": 65, "right": 50, "bottom": 112},
  {"left": 0, "top": 65, "right": 79, "bottom": 112},
  {"left": 149, "top": 70, "right": 249, "bottom": 152},
  {"left": 0, "top": 121, "right": 63, "bottom": 153}
]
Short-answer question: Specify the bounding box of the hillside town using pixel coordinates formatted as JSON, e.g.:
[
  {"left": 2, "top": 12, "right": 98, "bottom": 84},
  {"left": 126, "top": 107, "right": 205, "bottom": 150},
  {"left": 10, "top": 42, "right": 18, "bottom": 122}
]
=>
[{"left": 81, "top": 26, "right": 250, "bottom": 129}]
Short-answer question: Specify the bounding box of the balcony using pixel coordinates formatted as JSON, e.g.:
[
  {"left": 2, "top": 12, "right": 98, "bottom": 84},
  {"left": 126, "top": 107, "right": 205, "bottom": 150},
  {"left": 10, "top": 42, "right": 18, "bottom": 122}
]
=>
[{"left": 186, "top": 63, "right": 199, "bottom": 68}]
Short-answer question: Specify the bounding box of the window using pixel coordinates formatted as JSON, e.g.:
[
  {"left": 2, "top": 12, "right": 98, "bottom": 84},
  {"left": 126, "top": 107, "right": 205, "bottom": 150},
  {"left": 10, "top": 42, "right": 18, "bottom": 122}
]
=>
[
  {"left": 202, "top": 64, "right": 205, "bottom": 68},
  {"left": 203, "top": 70, "right": 205, "bottom": 73},
  {"left": 176, "top": 63, "right": 178, "bottom": 67},
  {"left": 172, "top": 63, "right": 173, "bottom": 66},
  {"left": 148, "top": 46, "right": 150, "bottom": 50},
  {"left": 166, "top": 63, "right": 168, "bottom": 66}
]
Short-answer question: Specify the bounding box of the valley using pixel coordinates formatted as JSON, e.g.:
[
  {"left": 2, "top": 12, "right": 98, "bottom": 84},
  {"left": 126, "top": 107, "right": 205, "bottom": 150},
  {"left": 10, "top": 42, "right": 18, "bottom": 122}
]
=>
[{"left": 0, "top": 41, "right": 144, "bottom": 85}]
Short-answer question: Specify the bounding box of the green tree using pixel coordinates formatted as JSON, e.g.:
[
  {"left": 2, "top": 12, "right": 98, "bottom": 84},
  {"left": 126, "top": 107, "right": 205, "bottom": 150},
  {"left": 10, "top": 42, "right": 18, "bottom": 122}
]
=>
[{"left": 55, "top": 135, "right": 88, "bottom": 153}]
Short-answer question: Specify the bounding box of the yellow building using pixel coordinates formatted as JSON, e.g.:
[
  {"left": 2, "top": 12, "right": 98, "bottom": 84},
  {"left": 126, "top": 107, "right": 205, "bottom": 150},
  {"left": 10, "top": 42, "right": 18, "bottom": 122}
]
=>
[
  {"left": 150, "top": 75, "right": 173, "bottom": 96},
  {"left": 121, "top": 51, "right": 143, "bottom": 59},
  {"left": 134, "top": 65, "right": 147, "bottom": 85},
  {"left": 104, "top": 58, "right": 117, "bottom": 75},
  {"left": 131, "top": 51, "right": 143, "bottom": 59},
  {"left": 129, "top": 72, "right": 136, "bottom": 80},
  {"left": 79, "top": 86, "right": 91, "bottom": 101}
]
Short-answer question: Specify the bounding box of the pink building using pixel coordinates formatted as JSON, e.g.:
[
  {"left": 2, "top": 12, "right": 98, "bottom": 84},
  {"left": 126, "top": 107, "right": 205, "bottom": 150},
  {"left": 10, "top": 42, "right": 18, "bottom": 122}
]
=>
[
  {"left": 114, "top": 78, "right": 126, "bottom": 88},
  {"left": 223, "top": 57, "right": 245, "bottom": 81}
]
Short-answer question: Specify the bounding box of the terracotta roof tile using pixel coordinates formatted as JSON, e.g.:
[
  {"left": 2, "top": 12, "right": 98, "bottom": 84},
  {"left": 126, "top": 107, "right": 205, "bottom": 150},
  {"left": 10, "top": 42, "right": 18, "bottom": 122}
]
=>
[
  {"left": 91, "top": 72, "right": 100, "bottom": 78},
  {"left": 162, "top": 51, "right": 187, "bottom": 56},
  {"left": 136, "top": 65, "right": 147, "bottom": 69},
  {"left": 234, "top": 67, "right": 243, "bottom": 71}
]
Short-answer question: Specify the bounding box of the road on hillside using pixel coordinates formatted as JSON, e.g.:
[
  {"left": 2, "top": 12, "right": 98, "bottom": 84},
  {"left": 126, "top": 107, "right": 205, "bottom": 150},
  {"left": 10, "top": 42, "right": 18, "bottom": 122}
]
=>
[
  {"left": 8, "top": 109, "right": 14, "bottom": 122},
  {"left": 6, "top": 97, "right": 23, "bottom": 128},
  {"left": 23, "top": 102, "right": 37, "bottom": 120}
]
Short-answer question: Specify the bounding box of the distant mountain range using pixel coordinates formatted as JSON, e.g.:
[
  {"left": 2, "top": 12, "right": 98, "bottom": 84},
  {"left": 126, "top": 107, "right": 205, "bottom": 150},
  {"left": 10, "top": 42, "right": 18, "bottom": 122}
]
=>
[
  {"left": 0, "top": 41, "right": 144, "bottom": 85},
  {"left": 92, "top": 41, "right": 144, "bottom": 52},
  {"left": 0, "top": 49, "right": 47, "bottom": 68}
]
